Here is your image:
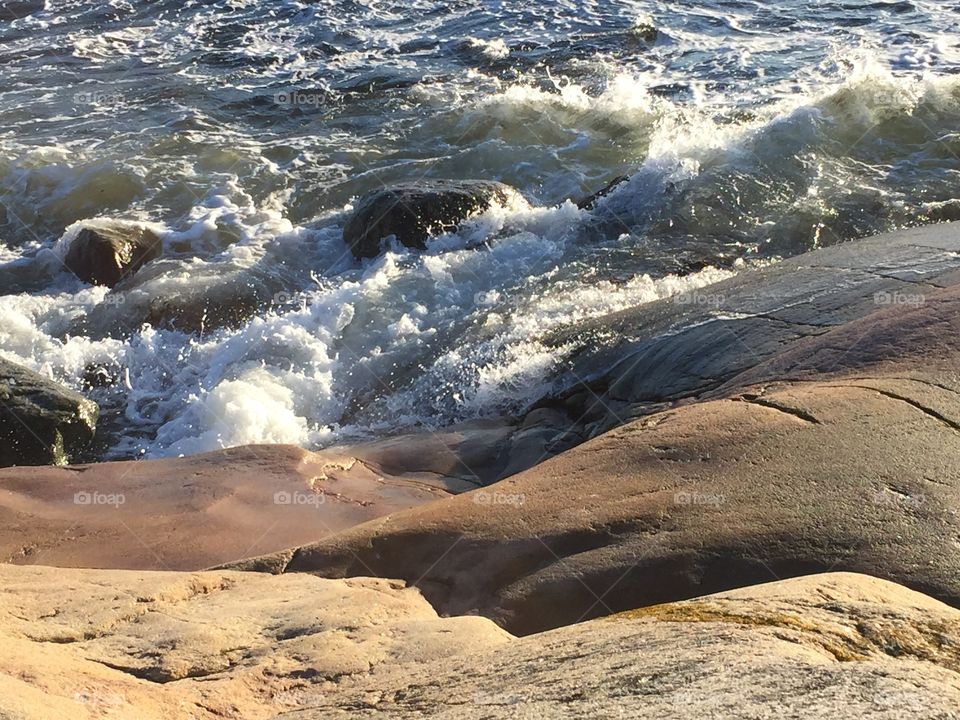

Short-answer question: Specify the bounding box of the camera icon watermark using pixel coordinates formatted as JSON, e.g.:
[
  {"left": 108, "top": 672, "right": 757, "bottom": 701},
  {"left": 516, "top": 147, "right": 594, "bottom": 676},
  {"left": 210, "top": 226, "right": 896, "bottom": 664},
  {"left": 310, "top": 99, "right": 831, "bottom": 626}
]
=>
[
  {"left": 474, "top": 290, "right": 501, "bottom": 308},
  {"left": 473, "top": 690, "right": 526, "bottom": 706},
  {"left": 101, "top": 293, "right": 127, "bottom": 307},
  {"left": 272, "top": 290, "right": 318, "bottom": 308},
  {"left": 74, "top": 491, "right": 125, "bottom": 508},
  {"left": 872, "top": 690, "right": 927, "bottom": 711},
  {"left": 872, "top": 490, "right": 925, "bottom": 508},
  {"left": 867, "top": 88, "right": 905, "bottom": 110},
  {"left": 273, "top": 490, "right": 326, "bottom": 509},
  {"left": 674, "top": 490, "right": 726, "bottom": 507},
  {"left": 74, "top": 691, "right": 127, "bottom": 709},
  {"left": 273, "top": 689, "right": 316, "bottom": 708},
  {"left": 274, "top": 89, "right": 331, "bottom": 108},
  {"left": 74, "top": 90, "right": 125, "bottom": 107},
  {"left": 473, "top": 490, "right": 526, "bottom": 508},
  {"left": 874, "top": 290, "right": 925, "bottom": 308},
  {"left": 674, "top": 291, "right": 725, "bottom": 308}
]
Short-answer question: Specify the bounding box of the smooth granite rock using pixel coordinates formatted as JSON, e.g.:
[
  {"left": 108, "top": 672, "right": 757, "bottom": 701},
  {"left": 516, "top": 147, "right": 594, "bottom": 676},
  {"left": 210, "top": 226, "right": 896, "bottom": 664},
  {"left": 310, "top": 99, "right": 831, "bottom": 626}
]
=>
[
  {"left": 281, "top": 573, "right": 960, "bottom": 719},
  {"left": 0, "top": 444, "right": 454, "bottom": 570},
  {"left": 547, "top": 220, "right": 960, "bottom": 439},
  {"left": 0, "top": 563, "right": 510, "bottom": 719},
  {"left": 2, "top": 570, "right": 959, "bottom": 719},
  {"left": 232, "top": 235, "right": 960, "bottom": 635}
]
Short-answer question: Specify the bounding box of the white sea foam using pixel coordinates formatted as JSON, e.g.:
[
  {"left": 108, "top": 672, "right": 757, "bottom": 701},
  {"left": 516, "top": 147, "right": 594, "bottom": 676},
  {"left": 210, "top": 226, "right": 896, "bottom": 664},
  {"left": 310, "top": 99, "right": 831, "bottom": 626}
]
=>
[
  {"left": 81, "top": 185, "right": 734, "bottom": 458},
  {"left": 459, "top": 37, "right": 510, "bottom": 60}
]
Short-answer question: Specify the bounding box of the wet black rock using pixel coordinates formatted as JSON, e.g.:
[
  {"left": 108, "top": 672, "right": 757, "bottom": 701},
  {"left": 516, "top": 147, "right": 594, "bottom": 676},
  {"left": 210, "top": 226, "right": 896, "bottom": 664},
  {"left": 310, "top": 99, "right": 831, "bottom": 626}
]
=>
[
  {"left": 0, "top": 357, "right": 99, "bottom": 467},
  {"left": 63, "top": 221, "right": 162, "bottom": 288},
  {"left": 629, "top": 21, "right": 659, "bottom": 43},
  {"left": 344, "top": 180, "right": 523, "bottom": 259},
  {"left": 74, "top": 259, "right": 280, "bottom": 339},
  {"left": 576, "top": 175, "right": 631, "bottom": 210}
]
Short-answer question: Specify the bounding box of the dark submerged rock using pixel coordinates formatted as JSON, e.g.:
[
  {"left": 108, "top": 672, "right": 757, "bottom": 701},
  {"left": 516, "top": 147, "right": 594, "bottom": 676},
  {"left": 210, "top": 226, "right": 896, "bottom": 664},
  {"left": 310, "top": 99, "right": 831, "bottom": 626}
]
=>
[
  {"left": 576, "top": 174, "right": 631, "bottom": 210},
  {"left": 344, "top": 180, "right": 523, "bottom": 259},
  {"left": 72, "top": 259, "right": 282, "bottom": 339},
  {"left": 0, "top": 357, "right": 99, "bottom": 467},
  {"left": 630, "top": 21, "right": 659, "bottom": 43},
  {"left": 63, "top": 221, "right": 162, "bottom": 288}
]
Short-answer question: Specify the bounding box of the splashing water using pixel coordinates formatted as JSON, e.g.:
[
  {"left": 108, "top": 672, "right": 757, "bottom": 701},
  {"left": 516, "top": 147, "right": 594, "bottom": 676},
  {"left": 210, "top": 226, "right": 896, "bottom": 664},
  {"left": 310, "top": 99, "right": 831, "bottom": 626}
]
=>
[{"left": 0, "top": 0, "right": 958, "bottom": 458}]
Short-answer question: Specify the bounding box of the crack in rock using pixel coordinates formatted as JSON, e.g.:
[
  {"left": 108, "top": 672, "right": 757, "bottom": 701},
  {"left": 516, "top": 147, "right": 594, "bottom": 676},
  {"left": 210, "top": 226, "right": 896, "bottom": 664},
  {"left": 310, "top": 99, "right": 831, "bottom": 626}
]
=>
[
  {"left": 845, "top": 385, "right": 960, "bottom": 434},
  {"left": 736, "top": 394, "right": 822, "bottom": 425}
]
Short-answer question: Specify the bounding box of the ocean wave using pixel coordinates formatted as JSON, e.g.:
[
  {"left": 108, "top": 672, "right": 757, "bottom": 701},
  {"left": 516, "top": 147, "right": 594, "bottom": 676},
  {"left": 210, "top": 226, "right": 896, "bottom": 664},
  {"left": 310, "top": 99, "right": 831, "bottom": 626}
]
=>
[{"left": 1, "top": 1, "right": 959, "bottom": 458}]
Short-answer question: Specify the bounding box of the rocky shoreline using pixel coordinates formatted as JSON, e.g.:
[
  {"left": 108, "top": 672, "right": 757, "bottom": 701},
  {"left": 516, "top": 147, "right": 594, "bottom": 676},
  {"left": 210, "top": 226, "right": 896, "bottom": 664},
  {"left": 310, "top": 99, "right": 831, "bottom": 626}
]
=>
[
  {"left": 3, "top": 219, "right": 960, "bottom": 717},
  {"left": 4, "top": 567, "right": 960, "bottom": 718}
]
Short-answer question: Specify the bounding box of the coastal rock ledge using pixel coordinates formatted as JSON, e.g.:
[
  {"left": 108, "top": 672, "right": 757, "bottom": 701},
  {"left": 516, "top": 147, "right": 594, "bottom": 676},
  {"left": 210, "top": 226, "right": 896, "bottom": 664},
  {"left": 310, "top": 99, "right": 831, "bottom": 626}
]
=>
[
  {"left": 6, "top": 222, "right": 960, "bottom": 718},
  {"left": 0, "top": 568, "right": 958, "bottom": 719},
  {"left": 218, "top": 220, "right": 960, "bottom": 640}
]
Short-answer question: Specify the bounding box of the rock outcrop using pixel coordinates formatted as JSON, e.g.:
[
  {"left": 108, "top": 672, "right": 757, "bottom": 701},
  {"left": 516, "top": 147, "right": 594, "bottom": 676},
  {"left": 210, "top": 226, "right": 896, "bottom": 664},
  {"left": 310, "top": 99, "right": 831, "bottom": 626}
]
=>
[
  {"left": 0, "top": 417, "right": 582, "bottom": 570},
  {"left": 62, "top": 220, "right": 162, "bottom": 288},
  {"left": 232, "top": 222, "right": 960, "bottom": 635},
  {"left": 241, "top": 368, "right": 960, "bottom": 635},
  {"left": 552, "top": 220, "right": 960, "bottom": 440},
  {"left": 6, "top": 223, "right": 960, "bottom": 718},
  {"left": 2, "top": 569, "right": 959, "bottom": 719},
  {"left": 0, "top": 563, "right": 510, "bottom": 720},
  {"left": 286, "top": 573, "right": 960, "bottom": 719},
  {"left": 0, "top": 444, "right": 453, "bottom": 569},
  {"left": 344, "top": 180, "right": 524, "bottom": 258},
  {"left": 0, "top": 357, "right": 98, "bottom": 467}
]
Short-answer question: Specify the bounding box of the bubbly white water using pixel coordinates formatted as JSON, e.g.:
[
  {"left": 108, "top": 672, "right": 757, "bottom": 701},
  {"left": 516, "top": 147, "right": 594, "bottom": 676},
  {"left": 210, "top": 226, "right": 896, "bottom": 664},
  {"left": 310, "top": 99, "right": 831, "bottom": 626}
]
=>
[{"left": 0, "top": 0, "right": 958, "bottom": 458}]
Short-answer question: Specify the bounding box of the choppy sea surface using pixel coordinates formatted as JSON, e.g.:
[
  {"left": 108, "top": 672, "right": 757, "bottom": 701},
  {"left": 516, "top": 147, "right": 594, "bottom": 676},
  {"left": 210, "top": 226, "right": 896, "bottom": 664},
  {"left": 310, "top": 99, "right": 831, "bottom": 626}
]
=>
[{"left": 0, "top": 0, "right": 958, "bottom": 459}]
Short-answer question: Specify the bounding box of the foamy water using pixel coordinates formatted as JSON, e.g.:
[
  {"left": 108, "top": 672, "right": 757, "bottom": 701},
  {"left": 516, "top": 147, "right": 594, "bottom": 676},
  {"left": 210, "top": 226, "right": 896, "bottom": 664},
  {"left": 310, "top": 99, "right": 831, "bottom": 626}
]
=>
[{"left": 0, "top": 0, "right": 958, "bottom": 458}]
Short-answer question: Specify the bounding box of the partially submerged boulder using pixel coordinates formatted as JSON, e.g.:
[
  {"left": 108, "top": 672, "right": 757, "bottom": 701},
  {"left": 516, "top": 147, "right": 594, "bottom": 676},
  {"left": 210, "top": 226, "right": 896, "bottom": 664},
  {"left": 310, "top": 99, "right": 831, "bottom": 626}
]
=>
[
  {"left": 0, "top": 357, "right": 98, "bottom": 467},
  {"left": 62, "top": 220, "right": 162, "bottom": 288},
  {"left": 344, "top": 180, "right": 523, "bottom": 258},
  {"left": 73, "top": 258, "right": 279, "bottom": 338}
]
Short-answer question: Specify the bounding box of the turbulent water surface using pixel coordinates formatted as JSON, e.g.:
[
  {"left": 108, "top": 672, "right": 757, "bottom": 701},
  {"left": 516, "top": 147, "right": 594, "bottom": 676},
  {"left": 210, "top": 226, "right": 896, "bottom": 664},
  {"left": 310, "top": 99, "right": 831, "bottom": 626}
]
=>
[{"left": 0, "top": 0, "right": 958, "bottom": 458}]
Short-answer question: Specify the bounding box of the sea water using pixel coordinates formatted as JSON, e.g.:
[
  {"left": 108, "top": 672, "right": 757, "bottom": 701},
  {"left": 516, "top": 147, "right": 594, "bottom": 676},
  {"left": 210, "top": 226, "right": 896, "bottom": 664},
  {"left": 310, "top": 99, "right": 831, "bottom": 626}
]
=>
[{"left": 0, "top": 0, "right": 958, "bottom": 458}]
